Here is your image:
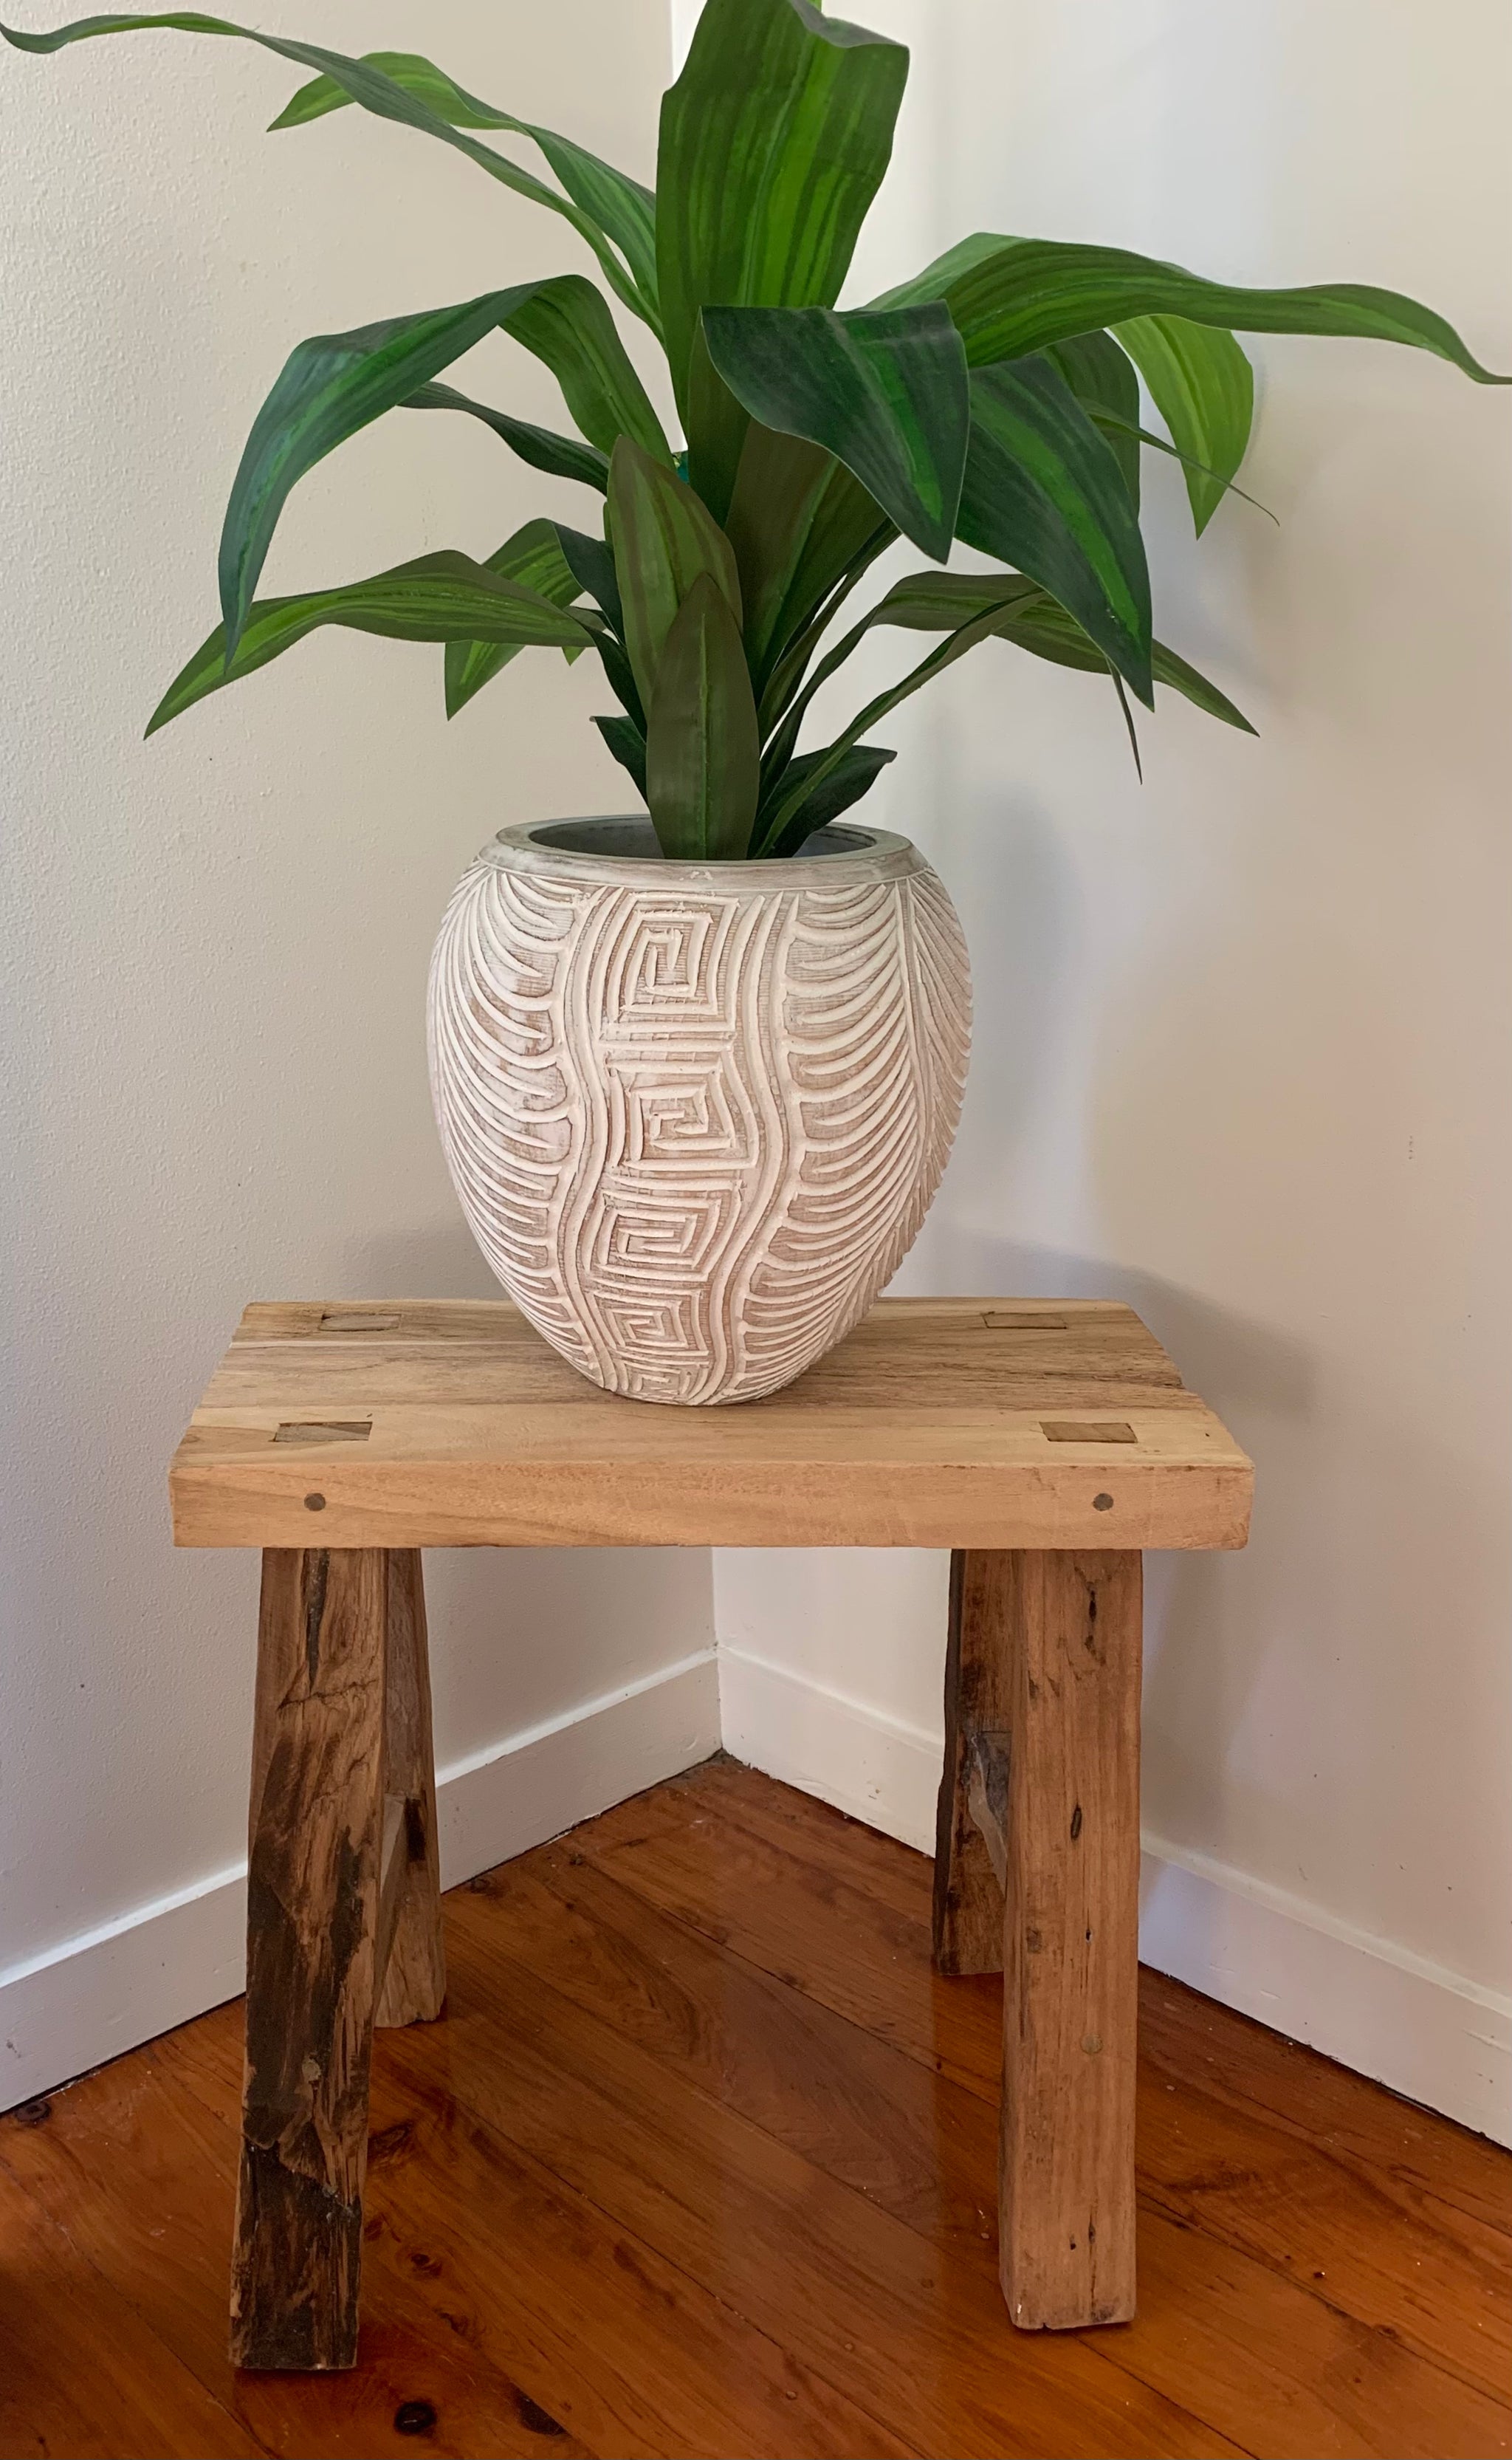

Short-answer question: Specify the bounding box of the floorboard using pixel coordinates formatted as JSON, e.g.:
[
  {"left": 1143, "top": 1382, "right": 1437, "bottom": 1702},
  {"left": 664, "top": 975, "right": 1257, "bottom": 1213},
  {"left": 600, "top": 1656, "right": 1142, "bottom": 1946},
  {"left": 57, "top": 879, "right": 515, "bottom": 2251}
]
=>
[{"left": 1, "top": 1755, "right": 1507, "bottom": 2460}]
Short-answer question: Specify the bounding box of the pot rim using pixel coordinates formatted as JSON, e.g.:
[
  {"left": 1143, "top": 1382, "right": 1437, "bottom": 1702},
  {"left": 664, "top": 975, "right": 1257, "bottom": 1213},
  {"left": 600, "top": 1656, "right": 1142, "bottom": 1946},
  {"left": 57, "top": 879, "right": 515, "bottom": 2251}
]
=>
[{"left": 484, "top": 812, "right": 922, "bottom": 890}]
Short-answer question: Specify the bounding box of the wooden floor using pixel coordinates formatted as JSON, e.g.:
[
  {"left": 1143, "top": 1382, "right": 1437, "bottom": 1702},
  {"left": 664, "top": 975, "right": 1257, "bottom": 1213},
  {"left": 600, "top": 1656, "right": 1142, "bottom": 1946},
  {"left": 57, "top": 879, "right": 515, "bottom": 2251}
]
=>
[{"left": 1, "top": 1758, "right": 1508, "bottom": 2460}]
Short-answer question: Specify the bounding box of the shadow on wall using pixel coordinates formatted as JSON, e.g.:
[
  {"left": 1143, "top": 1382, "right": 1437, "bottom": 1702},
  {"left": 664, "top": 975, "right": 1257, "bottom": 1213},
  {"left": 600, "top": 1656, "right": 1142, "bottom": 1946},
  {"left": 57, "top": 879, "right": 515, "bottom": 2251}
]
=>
[
  {"left": 899, "top": 747, "right": 1087, "bottom": 1186},
  {"left": 904, "top": 1210, "right": 1511, "bottom": 1981},
  {"left": 340, "top": 1222, "right": 716, "bottom": 1771},
  {"left": 910, "top": 1223, "right": 1314, "bottom": 1413},
  {"left": 898, "top": 1216, "right": 1316, "bottom": 1872}
]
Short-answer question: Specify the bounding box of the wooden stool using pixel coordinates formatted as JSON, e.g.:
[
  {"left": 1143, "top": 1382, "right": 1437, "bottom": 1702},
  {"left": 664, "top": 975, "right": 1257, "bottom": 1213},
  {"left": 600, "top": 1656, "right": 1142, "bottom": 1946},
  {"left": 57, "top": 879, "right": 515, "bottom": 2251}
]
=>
[{"left": 171, "top": 1297, "right": 1251, "bottom": 2367}]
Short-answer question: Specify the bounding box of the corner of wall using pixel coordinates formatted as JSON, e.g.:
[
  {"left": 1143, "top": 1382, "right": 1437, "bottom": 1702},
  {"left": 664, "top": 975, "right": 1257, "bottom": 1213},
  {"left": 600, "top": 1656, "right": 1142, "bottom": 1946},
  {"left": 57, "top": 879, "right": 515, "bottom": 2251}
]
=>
[{"left": 715, "top": 1625, "right": 1512, "bottom": 2148}]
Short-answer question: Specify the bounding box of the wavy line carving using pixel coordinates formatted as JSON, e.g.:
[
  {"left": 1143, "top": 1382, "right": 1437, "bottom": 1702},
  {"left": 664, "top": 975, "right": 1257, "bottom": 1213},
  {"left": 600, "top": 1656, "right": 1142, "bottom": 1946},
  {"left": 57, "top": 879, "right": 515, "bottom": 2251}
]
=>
[{"left": 428, "top": 820, "right": 972, "bottom": 1404}]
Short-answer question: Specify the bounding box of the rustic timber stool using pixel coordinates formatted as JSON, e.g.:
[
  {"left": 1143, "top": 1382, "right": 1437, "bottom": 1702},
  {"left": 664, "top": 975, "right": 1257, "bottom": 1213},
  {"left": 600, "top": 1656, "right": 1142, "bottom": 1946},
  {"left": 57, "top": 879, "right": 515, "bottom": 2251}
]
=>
[{"left": 170, "top": 1296, "right": 1252, "bottom": 2367}]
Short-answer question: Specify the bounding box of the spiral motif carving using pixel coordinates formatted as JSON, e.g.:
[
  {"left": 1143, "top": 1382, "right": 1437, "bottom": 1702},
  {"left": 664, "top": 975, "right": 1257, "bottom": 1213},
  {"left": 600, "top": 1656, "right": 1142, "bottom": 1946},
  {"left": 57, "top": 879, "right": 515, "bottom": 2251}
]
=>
[{"left": 428, "top": 819, "right": 971, "bottom": 1405}]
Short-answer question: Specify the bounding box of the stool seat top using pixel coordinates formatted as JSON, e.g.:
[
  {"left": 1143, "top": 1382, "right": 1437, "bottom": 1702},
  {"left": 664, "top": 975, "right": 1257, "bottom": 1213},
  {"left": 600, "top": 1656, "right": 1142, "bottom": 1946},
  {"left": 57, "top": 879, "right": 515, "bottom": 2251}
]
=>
[{"left": 169, "top": 1298, "right": 1253, "bottom": 1552}]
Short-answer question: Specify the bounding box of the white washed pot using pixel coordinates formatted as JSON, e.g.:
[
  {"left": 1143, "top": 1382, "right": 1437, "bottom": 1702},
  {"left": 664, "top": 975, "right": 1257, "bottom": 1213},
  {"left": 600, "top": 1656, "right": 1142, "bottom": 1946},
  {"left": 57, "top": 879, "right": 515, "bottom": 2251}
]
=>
[{"left": 428, "top": 815, "right": 971, "bottom": 1405}]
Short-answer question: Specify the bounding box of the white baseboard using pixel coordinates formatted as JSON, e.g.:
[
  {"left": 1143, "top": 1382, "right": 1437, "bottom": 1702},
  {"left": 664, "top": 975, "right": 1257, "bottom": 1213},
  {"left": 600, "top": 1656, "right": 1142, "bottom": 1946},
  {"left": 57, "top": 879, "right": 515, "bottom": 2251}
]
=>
[
  {"left": 0, "top": 1648, "right": 719, "bottom": 2117},
  {"left": 433, "top": 1648, "right": 718, "bottom": 1888},
  {"left": 718, "top": 1641, "right": 943, "bottom": 1849},
  {"left": 1138, "top": 1834, "right": 1511, "bottom": 2145},
  {"left": 0, "top": 1860, "right": 252, "bottom": 2120},
  {"left": 10, "top": 1634, "right": 1506, "bottom": 2149},
  {"left": 718, "top": 1643, "right": 1512, "bottom": 2148}
]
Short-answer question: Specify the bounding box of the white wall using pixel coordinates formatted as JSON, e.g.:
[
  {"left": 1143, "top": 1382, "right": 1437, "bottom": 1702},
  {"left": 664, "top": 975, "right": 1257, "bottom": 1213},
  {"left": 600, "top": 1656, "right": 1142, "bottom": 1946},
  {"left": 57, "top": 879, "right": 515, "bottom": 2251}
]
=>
[
  {"left": 5, "top": 0, "right": 1509, "bottom": 2146},
  {"left": 712, "top": 0, "right": 1512, "bottom": 2143},
  {"left": 0, "top": 0, "right": 719, "bottom": 2107}
]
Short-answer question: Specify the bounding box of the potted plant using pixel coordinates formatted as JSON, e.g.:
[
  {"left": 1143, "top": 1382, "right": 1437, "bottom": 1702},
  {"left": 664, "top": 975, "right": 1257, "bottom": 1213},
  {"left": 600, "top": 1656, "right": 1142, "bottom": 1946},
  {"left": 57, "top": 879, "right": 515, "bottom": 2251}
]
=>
[{"left": 7, "top": 1, "right": 1503, "bottom": 1403}]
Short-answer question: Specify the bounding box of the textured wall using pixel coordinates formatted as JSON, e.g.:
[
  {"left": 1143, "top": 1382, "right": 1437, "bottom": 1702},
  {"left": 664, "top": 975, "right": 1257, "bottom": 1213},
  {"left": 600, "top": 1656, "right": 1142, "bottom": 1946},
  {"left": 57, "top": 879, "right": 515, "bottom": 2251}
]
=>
[{"left": 0, "top": 1, "right": 707, "bottom": 2004}]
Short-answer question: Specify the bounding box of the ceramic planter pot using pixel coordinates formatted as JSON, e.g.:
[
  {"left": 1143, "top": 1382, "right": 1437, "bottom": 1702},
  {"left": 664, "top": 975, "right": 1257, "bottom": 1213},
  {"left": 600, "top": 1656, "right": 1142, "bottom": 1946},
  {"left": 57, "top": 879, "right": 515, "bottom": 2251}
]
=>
[{"left": 428, "top": 815, "right": 970, "bottom": 1405}]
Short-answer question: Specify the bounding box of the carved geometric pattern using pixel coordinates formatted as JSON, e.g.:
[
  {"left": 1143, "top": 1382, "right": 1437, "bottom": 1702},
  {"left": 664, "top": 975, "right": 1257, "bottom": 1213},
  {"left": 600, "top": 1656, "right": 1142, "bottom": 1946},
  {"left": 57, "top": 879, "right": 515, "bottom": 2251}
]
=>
[{"left": 429, "top": 820, "right": 972, "bottom": 1405}]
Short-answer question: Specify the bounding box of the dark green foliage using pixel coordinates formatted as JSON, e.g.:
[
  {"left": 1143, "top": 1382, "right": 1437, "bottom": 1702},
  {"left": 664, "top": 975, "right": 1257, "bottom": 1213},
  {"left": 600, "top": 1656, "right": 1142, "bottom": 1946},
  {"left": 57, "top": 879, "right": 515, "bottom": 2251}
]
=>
[
  {"left": 443, "top": 520, "right": 588, "bottom": 720},
  {"left": 4, "top": 2, "right": 1501, "bottom": 856},
  {"left": 645, "top": 574, "right": 760, "bottom": 860},
  {"left": 593, "top": 713, "right": 647, "bottom": 800}
]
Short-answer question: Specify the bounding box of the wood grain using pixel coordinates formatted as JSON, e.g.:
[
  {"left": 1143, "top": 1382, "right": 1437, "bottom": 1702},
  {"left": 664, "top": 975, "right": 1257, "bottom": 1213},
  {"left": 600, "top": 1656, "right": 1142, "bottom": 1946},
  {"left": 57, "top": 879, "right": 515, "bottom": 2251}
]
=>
[
  {"left": 4, "top": 1758, "right": 1505, "bottom": 2459},
  {"left": 999, "top": 1551, "right": 1144, "bottom": 2331},
  {"left": 1136, "top": 1972, "right": 1512, "bottom": 2237},
  {"left": 0, "top": 2026, "right": 594, "bottom": 2459},
  {"left": 933, "top": 1548, "right": 1014, "bottom": 1975},
  {"left": 1135, "top": 1999, "right": 1512, "bottom": 2409},
  {"left": 475, "top": 1832, "right": 1512, "bottom": 2460},
  {"left": 0, "top": 2149, "right": 261, "bottom": 2460},
  {"left": 577, "top": 1761, "right": 1512, "bottom": 2454},
  {"left": 232, "top": 1546, "right": 388, "bottom": 2371},
  {"left": 394, "top": 1911, "right": 1233, "bottom": 2457},
  {"left": 583, "top": 1762, "right": 1008, "bottom": 2097},
  {"left": 158, "top": 1986, "right": 913, "bottom": 2457},
  {"left": 374, "top": 1549, "right": 446, "bottom": 2030},
  {"left": 168, "top": 1297, "right": 1254, "bottom": 1549}
]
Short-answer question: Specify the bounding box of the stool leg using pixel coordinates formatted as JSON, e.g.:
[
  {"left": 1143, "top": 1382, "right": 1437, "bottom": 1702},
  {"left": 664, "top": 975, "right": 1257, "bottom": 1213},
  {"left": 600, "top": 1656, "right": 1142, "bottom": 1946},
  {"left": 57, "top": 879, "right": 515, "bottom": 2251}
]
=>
[
  {"left": 1000, "top": 1548, "right": 1143, "bottom": 2330},
  {"left": 375, "top": 1549, "right": 447, "bottom": 2028},
  {"left": 230, "top": 1546, "right": 388, "bottom": 2371},
  {"left": 933, "top": 1549, "right": 1014, "bottom": 1975}
]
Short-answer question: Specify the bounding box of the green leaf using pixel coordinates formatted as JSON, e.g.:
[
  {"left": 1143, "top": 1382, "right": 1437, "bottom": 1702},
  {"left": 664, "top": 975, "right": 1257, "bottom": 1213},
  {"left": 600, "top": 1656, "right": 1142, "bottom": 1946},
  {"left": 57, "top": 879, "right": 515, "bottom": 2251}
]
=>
[
  {"left": 0, "top": 16, "right": 658, "bottom": 324},
  {"left": 645, "top": 572, "right": 761, "bottom": 860},
  {"left": 146, "top": 549, "right": 592, "bottom": 733},
  {"left": 1088, "top": 408, "right": 1276, "bottom": 524},
  {"left": 684, "top": 318, "right": 751, "bottom": 530},
  {"left": 702, "top": 302, "right": 969, "bottom": 561},
  {"left": 861, "top": 569, "right": 1047, "bottom": 631},
  {"left": 554, "top": 524, "right": 647, "bottom": 728},
  {"left": 216, "top": 275, "right": 667, "bottom": 657},
  {"left": 220, "top": 291, "right": 515, "bottom": 654},
  {"left": 554, "top": 525, "right": 619, "bottom": 620},
  {"left": 755, "top": 465, "right": 893, "bottom": 729},
  {"left": 404, "top": 381, "right": 608, "bottom": 493},
  {"left": 529, "top": 143, "right": 658, "bottom": 326},
  {"left": 1042, "top": 330, "right": 1140, "bottom": 508},
  {"left": 752, "top": 566, "right": 1251, "bottom": 857},
  {"left": 1113, "top": 315, "right": 1253, "bottom": 535},
  {"left": 607, "top": 436, "right": 743, "bottom": 713},
  {"left": 557, "top": 509, "right": 649, "bottom": 718},
  {"left": 755, "top": 564, "right": 1020, "bottom": 788},
  {"left": 759, "top": 741, "right": 896, "bottom": 857},
  {"left": 873, "top": 234, "right": 1509, "bottom": 384},
  {"left": 270, "top": 50, "right": 660, "bottom": 322},
  {"left": 1148, "top": 640, "right": 1254, "bottom": 731},
  {"left": 444, "top": 518, "right": 587, "bottom": 719},
  {"left": 723, "top": 421, "right": 836, "bottom": 679},
  {"left": 958, "top": 357, "right": 1153, "bottom": 702},
  {"left": 554, "top": 522, "right": 625, "bottom": 633},
  {"left": 656, "top": 0, "right": 908, "bottom": 418},
  {"left": 865, "top": 569, "right": 1256, "bottom": 733},
  {"left": 498, "top": 275, "right": 671, "bottom": 462},
  {"left": 592, "top": 634, "right": 646, "bottom": 733},
  {"left": 269, "top": 45, "right": 517, "bottom": 129},
  {"left": 752, "top": 591, "right": 1029, "bottom": 854},
  {"left": 1027, "top": 614, "right": 1257, "bottom": 735},
  {"left": 593, "top": 711, "right": 648, "bottom": 801}
]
